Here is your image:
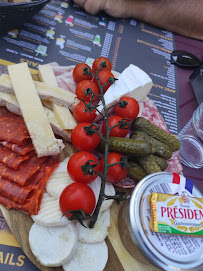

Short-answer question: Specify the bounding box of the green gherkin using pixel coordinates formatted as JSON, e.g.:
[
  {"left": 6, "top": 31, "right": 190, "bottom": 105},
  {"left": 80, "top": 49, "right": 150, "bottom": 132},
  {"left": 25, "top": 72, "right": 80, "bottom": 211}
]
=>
[
  {"left": 132, "top": 117, "right": 180, "bottom": 152},
  {"left": 127, "top": 161, "right": 147, "bottom": 181},
  {"left": 153, "top": 155, "right": 168, "bottom": 170},
  {"left": 137, "top": 155, "right": 162, "bottom": 174},
  {"left": 99, "top": 137, "right": 155, "bottom": 157},
  {"left": 130, "top": 130, "right": 172, "bottom": 160}
]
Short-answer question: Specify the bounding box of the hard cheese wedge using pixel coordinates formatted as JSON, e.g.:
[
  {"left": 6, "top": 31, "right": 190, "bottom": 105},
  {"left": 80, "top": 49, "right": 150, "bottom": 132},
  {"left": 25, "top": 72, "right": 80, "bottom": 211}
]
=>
[
  {"left": 8, "top": 63, "right": 64, "bottom": 157},
  {"left": 38, "top": 64, "right": 77, "bottom": 130},
  {"left": 0, "top": 73, "right": 79, "bottom": 110},
  {"left": 0, "top": 92, "right": 71, "bottom": 141},
  {"left": 96, "top": 64, "right": 153, "bottom": 117}
]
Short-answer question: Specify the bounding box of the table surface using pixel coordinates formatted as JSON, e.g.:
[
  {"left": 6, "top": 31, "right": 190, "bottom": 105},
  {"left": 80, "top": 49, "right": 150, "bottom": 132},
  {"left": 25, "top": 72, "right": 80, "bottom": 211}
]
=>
[{"left": 175, "top": 35, "right": 203, "bottom": 192}]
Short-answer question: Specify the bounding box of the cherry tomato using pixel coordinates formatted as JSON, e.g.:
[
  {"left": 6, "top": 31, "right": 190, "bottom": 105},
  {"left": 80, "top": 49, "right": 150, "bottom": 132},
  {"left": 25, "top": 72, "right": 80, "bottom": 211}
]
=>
[
  {"left": 100, "top": 152, "right": 128, "bottom": 183},
  {"left": 94, "top": 70, "right": 115, "bottom": 93},
  {"left": 59, "top": 183, "right": 96, "bottom": 218},
  {"left": 92, "top": 57, "right": 112, "bottom": 73},
  {"left": 71, "top": 123, "right": 100, "bottom": 151},
  {"left": 102, "top": 115, "right": 129, "bottom": 137},
  {"left": 73, "top": 63, "right": 92, "bottom": 83},
  {"left": 76, "top": 80, "right": 99, "bottom": 103},
  {"left": 67, "top": 151, "right": 100, "bottom": 184},
  {"left": 73, "top": 102, "right": 96, "bottom": 123},
  {"left": 115, "top": 97, "right": 140, "bottom": 120}
]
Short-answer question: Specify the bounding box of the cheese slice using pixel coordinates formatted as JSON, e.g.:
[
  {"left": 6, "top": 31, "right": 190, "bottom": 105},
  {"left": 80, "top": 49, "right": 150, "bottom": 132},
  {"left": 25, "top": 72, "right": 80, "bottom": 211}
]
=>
[
  {"left": 0, "top": 73, "right": 79, "bottom": 110},
  {"left": 38, "top": 64, "right": 77, "bottom": 130},
  {"left": 38, "top": 64, "right": 58, "bottom": 87},
  {"left": 8, "top": 63, "right": 64, "bottom": 157},
  {"left": 0, "top": 92, "right": 71, "bottom": 142},
  {"left": 96, "top": 64, "right": 153, "bottom": 118}
]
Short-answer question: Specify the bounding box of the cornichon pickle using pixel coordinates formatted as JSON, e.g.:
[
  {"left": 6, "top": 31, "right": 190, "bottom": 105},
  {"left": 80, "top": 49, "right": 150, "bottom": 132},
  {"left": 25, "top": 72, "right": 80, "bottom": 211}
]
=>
[
  {"left": 132, "top": 117, "right": 180, "bottom": 152},
  {"left": 99, "top": 137, "right": 155, "bottom": 157},
  {"left": 137, "top": 155, "right": 162, "bottom": 174},
  {"left": 153, "top": 155, "right": 168, "bottom": 171},
  {"left": 127, "top": 161, "right": 147, "bottom": 181},
  {"left": 130, "top": 130, "right": 172, "bottom": 160}
]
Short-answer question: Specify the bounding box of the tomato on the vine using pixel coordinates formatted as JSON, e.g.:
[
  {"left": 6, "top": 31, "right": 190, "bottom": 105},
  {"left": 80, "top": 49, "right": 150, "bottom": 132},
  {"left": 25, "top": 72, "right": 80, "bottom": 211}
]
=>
[
  {"left": 59, "top": 183, "right": 96, "bottom": 218},
  {"left": 73, "top": 63, "right": 93, "bottom": 83},
  {"left": 100, "top": 152, "right": 128, "bottom": 183},
  {"left": 76, "top": 80, "right": 99, "bottom": 103},
  {"left": 67, "top": 151, "right": 100, "bottom": 184},
  {"left": 94, "top": 70, "right": 115, "bottom": 93},
  {"left": 115, "top": 97, "right": 140, "bottom": 120},
  {"left": 71, "top": 123, "right": 100, "bottom": 151},
  {"left": 73, "top": 102, "right": 96, "bottom": 123},
  {"left": 92, "top": 57, "right": 112, "bottom": 73},
  {"left": 102, "top": 115, "right": 129, "bottom": 137}
]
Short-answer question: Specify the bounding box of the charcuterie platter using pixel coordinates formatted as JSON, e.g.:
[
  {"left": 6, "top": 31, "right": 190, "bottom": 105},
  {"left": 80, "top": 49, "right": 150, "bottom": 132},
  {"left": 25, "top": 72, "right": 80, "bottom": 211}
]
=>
[{"left": 0, "top": 59, "right": 182, "bottom": 271}]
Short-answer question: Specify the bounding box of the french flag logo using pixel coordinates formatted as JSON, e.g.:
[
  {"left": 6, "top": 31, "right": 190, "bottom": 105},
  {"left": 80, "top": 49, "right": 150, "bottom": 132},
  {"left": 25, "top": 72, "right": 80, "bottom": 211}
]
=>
[{"left": 172, "top": 173, "right": 193, "bottom": 194}]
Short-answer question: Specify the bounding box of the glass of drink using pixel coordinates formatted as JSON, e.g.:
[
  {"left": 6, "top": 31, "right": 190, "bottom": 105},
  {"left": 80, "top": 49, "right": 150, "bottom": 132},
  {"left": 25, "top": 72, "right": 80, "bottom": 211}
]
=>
[{"left": 178, "top": 103, "right": 203, "bottom": 168}]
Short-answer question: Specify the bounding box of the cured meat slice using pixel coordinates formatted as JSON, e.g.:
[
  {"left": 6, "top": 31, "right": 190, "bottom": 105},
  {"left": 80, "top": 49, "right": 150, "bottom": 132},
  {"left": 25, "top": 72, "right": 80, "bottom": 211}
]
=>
[
  {"left": 0, "top": 154, "right": 47, "bottom": 186},
  {"left": 0, "top": 107, "right": 29, "bottom": 145},
  {"left": 0, "top": 176, "right": 32, "bottom": 204},
  {"left": 141, "top": 98, "right": 169, "bottom": 132},
  {"left": 0, "top": 140, "right": 33, "bottom": 155},
  {"left": 0, "top": 145, "right": 34, "bottom": 170},
  {"left": 0, "top": 155, "right": 60, "bottom": 215}
]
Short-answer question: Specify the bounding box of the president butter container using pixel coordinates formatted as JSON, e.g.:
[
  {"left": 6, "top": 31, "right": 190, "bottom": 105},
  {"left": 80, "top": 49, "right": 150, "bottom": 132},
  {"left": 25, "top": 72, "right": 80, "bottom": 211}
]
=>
[{"left": 118, "top": 172, "right": 203, "bottom": 271}]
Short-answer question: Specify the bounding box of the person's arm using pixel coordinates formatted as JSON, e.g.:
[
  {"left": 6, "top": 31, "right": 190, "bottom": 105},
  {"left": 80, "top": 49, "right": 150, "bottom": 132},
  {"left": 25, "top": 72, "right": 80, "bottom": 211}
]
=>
[{"left": 73, "top": 0, "right": 203, "bottom": 40}]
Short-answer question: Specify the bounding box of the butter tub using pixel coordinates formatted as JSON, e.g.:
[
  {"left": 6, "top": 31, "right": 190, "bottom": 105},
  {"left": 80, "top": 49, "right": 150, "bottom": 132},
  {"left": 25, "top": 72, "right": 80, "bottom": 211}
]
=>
[{"left": 118, "top": 172, "right": 203, "bottom": 271}]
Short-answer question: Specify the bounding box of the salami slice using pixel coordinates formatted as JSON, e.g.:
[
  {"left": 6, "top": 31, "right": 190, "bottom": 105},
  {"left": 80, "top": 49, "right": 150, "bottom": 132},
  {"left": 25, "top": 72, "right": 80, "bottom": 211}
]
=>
[
  {"left": 0, "top": 145, "right": 34, "bottom": 170},
  {"left": 0, "top": 154, "right": 47, "bottom": 186},
  {"left": 0, "top": 108, "right": 29, "bottom": 145},
  {"left": 0, "top": 141, "right": 33, "bottom": 155},
  {"left": 0, "top": 155, "right": 60, "bottom": 215},
  {"left": 141, "top": 98, "right": 169, "bottom": 132}
]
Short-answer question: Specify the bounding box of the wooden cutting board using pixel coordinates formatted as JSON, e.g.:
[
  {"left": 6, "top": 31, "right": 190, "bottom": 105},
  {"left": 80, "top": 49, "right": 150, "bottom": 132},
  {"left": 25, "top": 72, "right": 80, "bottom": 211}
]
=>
[{"left": 0, "top": 142, "right": 159, "bottom": 271}]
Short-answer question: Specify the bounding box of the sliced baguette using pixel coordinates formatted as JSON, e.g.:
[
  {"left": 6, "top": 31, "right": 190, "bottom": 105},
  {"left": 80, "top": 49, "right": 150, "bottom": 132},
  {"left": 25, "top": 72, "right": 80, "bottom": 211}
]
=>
[{"left": 29, "top": 223, "right": 78, "bottom": 267}]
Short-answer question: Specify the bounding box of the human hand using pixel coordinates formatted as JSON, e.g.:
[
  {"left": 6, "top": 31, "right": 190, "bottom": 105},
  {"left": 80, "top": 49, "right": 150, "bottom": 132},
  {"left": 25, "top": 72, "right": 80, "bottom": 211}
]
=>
[{"left": 73, "top": 0, "right": 134, "bottom": 18}]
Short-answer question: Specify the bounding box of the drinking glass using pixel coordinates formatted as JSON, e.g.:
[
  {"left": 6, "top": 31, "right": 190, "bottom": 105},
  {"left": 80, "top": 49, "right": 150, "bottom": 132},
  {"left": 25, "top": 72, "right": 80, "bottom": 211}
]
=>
[{"left": 178, "top": 103, "right": 203, "bottom": 168}]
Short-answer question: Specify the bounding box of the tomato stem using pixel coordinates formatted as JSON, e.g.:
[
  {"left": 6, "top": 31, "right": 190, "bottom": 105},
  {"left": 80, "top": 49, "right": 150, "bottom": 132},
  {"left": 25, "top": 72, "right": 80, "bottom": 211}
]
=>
[{"left": 83, "top": 65, "right": 127, "bottom": 229}]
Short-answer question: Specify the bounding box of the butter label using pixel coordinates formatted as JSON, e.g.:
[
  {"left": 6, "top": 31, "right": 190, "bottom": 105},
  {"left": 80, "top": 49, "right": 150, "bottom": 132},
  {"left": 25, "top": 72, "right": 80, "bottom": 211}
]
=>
[{"left": 149, "top": 193, "right": 203, "bottom": 237}]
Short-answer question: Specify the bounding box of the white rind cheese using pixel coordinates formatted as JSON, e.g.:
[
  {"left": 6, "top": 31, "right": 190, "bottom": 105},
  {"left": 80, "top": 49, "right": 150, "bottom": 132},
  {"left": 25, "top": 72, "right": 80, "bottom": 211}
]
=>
[
  {"left": 76, "top": 210, "right": 110, "bottom": 244},
  {"left": 29, "top": 223, "right": 78, "bottom": 267},
  {"left": 31, "top": 192, "right": 70, "bottom": 227},
  {"left": 63, "top": 241, "right": 108, "bottom": 271},
  {"left": 8, "top": 63, "right": 64, "bottom": 157},
  {"left": 96, "top": 64, "right": 153, "bottom": 117}
]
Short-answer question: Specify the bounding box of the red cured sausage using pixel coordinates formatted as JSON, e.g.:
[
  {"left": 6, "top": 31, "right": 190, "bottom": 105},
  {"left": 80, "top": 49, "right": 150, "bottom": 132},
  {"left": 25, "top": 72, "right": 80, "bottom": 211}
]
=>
[
  {"left": 0, "top": 108, "right": 29, "bottom": 145},
  {"left": 0, "top": 155, "right": 60, "bottom": 215},
  {"left": 0, "top": 141, "right": 33, "bottom": 155},
  {"left": 0, "top": 145, "right": 34, "bottom": 170},
  {"left": 0, "top": 154, "right": 47, "bottom": 186}
]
